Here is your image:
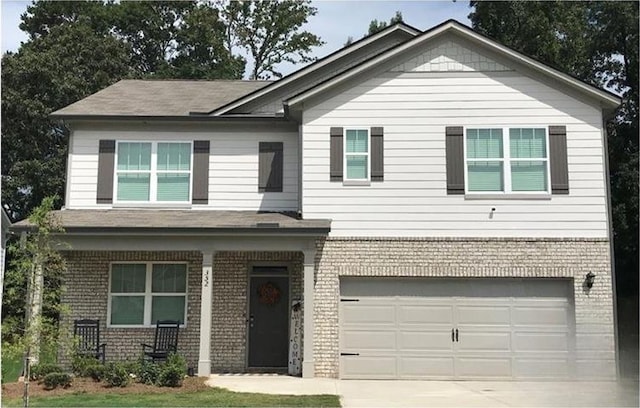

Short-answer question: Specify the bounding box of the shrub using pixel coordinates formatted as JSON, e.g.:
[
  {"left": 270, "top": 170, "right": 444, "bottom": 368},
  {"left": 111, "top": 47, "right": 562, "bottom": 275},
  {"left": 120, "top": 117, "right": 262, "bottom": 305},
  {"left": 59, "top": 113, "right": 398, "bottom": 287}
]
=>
[
  {"left": 103, "top": 362, "right": 129, "bottom": 388},
  {"left": 156, "top": 353, "right": 187, "bottom": 387},
  {"left": 84, "top": 364, "right": 106, "bottom": 382},
  {"left": 30, "top": 363, "right": 64, "bottom": 381},
  {"left": 137, "top": 359, "right": 161, "bottom": 385},
  {"left": 71, "top": 354, "right": 99, "bottom": 377},
  {"left": 156, "top": 364, "right": 183, "bottom": 387},
  {"left": 121, "top": 359, "right": 140, "bottom": 377},
  {"left": 42, "top": 372, "right": 72, "bottom": 390}
]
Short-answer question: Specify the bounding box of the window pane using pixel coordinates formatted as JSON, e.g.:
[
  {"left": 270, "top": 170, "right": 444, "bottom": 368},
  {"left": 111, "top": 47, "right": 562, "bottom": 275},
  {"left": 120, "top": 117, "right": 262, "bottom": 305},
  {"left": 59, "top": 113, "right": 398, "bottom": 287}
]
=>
[
  {"left": 157, "top": 174, "right": 190, "bottom": 201},
  {"left": 346, "top": 155, "right": 368, "bottom": 179},
  {"left": 117, "top": 174, "right": 150, "bottom": 201},
  {"left": 111, "top": 296, "right": 144, "bottom": 325},
  {"left": 468, "top": 161, "right": 504, "bottom": 191},
  {"left": 152, "top": 264, "right": 187, "bottom": 293},
  {"left": 467, "top": 129, "right": 503, "bottom": 159},
  {"left": 511, "top": 161, "right": 548, "bottom": 191},
  {"left": 510, "top": 128, "right": 547, "bottom": 158},
  {"left": 346, "top": 130, "right": 368, "bottom": 153},
  {"left": 158, "top": 143, "right": 191, "bottom": 171},
  {"left": 151, "top": 296, "right": 185, "bottom": 324},
  {"left": 111, "top": 264, "right": 146, "bottom": 292},
  {"left": 117, "top": 143, "right": 151, "bottom": 171}
]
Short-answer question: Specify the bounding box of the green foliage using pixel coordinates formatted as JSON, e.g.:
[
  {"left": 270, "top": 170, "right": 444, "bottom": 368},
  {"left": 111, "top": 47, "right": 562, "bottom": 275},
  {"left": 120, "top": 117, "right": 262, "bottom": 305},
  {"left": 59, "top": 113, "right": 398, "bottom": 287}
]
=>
[
  {"left": 30, "top": 363, "right": 63, "bottom": 381},
  {"left": 368, "top": 11, "right": 403, "bottom": 35},
  {"left": 222, "top": 0, "right": 324, "bottom": 79},
  {"left": 71, "top": 354, "right": 99, "bottom": 377},
  {"left": 156, "top": 353, "right": 187, "bottom": 387},
  {"left": 136, "top": 358, "right": 161, "bottom": 385},
  {"left": 103, "top": 362, "right": 130, "bottom": 388},
  {"left": 84, "top": 364, "right": 106, "bottom": 382},
  {"left": 42, "top": 372, "right": 72, "bottom": 390}
]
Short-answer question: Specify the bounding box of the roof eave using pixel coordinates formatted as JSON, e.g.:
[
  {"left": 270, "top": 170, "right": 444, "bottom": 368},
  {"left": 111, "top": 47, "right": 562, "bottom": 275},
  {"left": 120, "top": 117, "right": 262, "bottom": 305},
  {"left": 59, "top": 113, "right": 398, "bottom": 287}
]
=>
[
  {"left": 287, "top": 21, "right": 621, "bottom": 110},
  {"left": 50, "top": 113, "right": 291, "bottom": 122},
  {"left": 203, "top": 23, "right": 422, "bottom": 117}
]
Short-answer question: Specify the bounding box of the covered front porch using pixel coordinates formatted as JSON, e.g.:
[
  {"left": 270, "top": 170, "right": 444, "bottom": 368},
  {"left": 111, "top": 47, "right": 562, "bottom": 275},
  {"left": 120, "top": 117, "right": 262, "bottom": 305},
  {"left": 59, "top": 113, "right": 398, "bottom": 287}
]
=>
[{"left": 40, "top": 209, "right": 329, "bottom": 378}]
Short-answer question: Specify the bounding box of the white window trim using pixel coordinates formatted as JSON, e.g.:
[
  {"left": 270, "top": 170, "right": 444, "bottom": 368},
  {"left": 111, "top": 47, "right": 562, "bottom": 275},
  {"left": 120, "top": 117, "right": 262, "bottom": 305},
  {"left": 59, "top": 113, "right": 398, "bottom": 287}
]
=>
[
  {"left": 107, "top": 261, "right": 188, "bottom": 328},
  {"left": 463, "top": 126, "right": 551, "bottom": 195},
  {"left": 113, "top": 141, "right": 193, "bottom": 204},
  {"left": 343, "top": 128, "right": 371, "bottom": 182}
]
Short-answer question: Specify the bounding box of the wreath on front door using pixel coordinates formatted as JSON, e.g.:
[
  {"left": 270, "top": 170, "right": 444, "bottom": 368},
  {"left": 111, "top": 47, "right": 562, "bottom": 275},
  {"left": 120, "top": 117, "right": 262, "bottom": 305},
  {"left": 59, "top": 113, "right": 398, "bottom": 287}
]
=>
[{"left": 257, "top": 281, "right": 281, "bottom": 305}]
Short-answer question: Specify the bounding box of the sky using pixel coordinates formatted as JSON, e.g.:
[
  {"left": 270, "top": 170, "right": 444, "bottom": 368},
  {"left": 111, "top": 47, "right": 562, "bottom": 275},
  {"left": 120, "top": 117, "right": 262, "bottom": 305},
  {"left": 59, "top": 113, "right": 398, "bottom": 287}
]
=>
[{"left": 0, "top": 0, "right": 472, "bottom": 77}]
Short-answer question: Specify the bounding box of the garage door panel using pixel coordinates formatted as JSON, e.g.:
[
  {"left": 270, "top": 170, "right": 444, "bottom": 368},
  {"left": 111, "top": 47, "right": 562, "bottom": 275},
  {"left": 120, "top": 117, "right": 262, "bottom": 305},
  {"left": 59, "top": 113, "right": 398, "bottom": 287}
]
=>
[
  {"left": 513, "top": 306, "right": 568, "bottom": 326},
  {"left": 456, "top": 357, "right": 512, "bottom": 378},
  {"left": 341, "top": 356, "right": 396, "bottom": 379},
  {"left": 457, "top": 332, "right": 511, "bottom": 352},
  {"left": 399, "top": 331, "right": 454, "bottom": 351},
  {"left": 342, "top": 330, "right": 396, "bottom": 351},
  {"left": 457, "top": 305, "right": 511, "bottom": 325},
  {"left": 513, "top": 358, "right": 570, "bottom": 379},
  {"left": 341, "top": 303, "right": 395, "bottom": 325},
  {"left": 399, "top": 356, "right": 455, "bottom": 378},
  {"left": 513, "top": 332, "right": 570, "bottom": 352},
  {"left": 398, "top": 304, "right": 454, "bottom": 325}
]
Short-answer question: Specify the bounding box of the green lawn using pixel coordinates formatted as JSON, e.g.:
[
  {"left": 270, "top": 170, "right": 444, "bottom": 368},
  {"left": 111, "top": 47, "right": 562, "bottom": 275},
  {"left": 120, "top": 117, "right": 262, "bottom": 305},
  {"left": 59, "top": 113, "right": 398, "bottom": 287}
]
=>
[{"left": 3, "top": 387, "right": 341, "bottom": 407}]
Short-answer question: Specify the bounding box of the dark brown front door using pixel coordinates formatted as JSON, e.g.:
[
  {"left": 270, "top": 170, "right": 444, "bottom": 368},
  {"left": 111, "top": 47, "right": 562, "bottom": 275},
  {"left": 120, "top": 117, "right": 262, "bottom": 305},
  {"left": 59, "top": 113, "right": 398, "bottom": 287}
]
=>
[{"left": 248, "top": 267, "right": 289, "bottom": 368}]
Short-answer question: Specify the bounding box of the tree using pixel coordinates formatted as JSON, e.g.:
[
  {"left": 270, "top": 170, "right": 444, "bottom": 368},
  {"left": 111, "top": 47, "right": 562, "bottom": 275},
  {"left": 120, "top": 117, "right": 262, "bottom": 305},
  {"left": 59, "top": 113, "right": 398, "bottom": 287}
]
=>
[
  {"left": 368, "top": 11, "right": 403, "bottom": 36},
  {"left": 1, "top": 197, "right": 67, "bottom": 406},
  {"left": 1, "top": 22, "right": 132, "bottom": 221},
  {"left": 470, "top": 0, "right": 639, "bottom": 375},
  {"left": 222, "top": 0, "right": 324, "bottom": 79}
]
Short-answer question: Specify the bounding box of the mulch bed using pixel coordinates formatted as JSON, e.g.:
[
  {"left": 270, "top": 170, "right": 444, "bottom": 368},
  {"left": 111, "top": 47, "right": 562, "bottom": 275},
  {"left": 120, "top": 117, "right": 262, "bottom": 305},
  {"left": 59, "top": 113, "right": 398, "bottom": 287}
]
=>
[{"left": 1, "top": 376, "right": 210, "bottom": 400}]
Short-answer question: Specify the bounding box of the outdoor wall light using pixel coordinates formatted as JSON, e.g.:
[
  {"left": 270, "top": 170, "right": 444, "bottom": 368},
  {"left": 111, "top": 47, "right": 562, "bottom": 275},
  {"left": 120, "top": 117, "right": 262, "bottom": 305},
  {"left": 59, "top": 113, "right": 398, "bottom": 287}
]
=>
[{"left": 585, "top": 272, "right": 596, "bottom": 289}]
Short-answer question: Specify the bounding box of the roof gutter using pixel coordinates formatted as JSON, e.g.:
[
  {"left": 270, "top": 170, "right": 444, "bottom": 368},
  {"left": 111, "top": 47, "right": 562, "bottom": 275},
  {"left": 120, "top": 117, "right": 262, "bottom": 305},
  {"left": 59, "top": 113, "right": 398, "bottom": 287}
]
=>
[{"left": 50, "top": 114, "right": 293, "bottom": 122}]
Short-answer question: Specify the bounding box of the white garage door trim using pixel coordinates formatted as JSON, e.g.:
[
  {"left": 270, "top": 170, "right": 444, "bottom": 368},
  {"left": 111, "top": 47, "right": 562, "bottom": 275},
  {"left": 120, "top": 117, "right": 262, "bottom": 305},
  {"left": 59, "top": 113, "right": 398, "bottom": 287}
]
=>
[{"left": 339, "top": 278, "right": 576, "bottom": 380}]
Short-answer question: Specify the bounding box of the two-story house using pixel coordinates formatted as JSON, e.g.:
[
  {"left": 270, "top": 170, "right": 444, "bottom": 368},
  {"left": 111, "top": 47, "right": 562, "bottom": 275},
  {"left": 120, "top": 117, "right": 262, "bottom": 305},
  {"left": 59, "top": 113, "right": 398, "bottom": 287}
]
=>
[{"left": 14, "top": 20, "right": 621, "bottom": 380}]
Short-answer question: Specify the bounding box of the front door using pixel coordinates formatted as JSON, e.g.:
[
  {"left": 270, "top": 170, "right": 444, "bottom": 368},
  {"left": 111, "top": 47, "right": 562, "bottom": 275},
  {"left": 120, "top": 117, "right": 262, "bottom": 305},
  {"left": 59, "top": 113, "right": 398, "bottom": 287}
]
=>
[{"left": 248, "top": 267, "right": 290, "bottom": 369}]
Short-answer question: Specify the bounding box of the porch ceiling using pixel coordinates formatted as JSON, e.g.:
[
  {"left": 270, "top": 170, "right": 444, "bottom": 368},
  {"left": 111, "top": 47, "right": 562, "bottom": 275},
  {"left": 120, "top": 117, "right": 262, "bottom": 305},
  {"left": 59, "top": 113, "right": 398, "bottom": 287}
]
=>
[{"left": 11, "top": 209, "right": 331, "bottom": 236}]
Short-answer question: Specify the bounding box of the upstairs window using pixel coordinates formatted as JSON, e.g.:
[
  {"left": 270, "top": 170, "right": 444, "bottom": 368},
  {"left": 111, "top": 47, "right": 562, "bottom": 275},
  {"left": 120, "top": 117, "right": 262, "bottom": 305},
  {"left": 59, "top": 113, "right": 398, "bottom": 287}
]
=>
[
  {"left": 344, "top": 129, "right": 369, "bottom": 181},
  {"left": 465, "top": 127, "right": 549, "bottom": 193},
  {"left": 116, "top": 142, "right": 191, "bottom": 202}
]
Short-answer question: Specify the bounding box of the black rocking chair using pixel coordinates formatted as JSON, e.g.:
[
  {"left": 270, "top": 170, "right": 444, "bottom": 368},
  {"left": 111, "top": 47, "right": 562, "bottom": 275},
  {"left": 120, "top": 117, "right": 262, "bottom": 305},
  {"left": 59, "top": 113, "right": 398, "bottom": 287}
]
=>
[
  {"left": 73, "top": 319, "right": 106, "bottom": 363},
  {"left": 141, "top": 320, "right": 180, "bottom": 363}
]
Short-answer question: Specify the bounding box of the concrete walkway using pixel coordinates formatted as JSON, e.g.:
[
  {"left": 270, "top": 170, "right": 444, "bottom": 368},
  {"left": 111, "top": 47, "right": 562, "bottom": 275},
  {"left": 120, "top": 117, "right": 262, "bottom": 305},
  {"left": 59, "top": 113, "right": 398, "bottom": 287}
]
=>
[{"left": 207, "top": 374, "right": 639, "bottom": 407}]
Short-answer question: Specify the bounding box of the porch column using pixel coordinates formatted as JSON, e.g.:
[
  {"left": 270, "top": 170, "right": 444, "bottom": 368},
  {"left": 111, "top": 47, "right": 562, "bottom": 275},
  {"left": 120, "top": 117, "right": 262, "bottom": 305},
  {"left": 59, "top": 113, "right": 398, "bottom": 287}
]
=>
[
  {"left": 302, "top": 248, "right": 316, "bottom": 378},
  {"left": 198, "top": 251, "right": 214, "bottom": 376}
]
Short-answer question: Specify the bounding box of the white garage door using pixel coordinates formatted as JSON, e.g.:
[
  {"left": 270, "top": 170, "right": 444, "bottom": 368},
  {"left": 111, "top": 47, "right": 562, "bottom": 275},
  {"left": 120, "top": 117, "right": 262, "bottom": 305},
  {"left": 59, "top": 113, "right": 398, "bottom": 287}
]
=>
[{"left": 339, "top": 278, "right": 575, "bottom": 380}]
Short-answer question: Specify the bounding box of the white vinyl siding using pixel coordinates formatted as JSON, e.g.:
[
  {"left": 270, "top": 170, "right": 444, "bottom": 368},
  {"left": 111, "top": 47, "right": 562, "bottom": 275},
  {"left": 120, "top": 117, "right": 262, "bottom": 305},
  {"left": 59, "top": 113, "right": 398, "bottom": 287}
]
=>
[
  {"left": 108, "top": 262, "right": 187, "bottom": 327},
  {"left": 66, "top": 124, "right": 299, "bottom": 211},
  {"left": 302, "top": 42, "right": 608, "bottom": 238}
]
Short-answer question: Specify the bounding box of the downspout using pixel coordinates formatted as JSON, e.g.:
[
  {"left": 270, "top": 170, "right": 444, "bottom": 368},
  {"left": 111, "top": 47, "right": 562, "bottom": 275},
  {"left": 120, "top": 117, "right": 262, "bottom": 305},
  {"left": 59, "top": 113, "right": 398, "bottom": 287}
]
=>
[{"left": 602, "top": 110, "right": 619, "bottom": 379}]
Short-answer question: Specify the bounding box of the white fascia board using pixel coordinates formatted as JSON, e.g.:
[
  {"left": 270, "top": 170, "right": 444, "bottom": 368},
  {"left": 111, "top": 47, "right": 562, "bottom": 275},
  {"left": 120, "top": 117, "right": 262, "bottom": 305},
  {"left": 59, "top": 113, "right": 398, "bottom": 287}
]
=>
[
  {"left": 287, "top": 21, "right": 621, "bottom": 109},
  {"left": 210, "top": 24, "right": 421, "bottom": 116}
]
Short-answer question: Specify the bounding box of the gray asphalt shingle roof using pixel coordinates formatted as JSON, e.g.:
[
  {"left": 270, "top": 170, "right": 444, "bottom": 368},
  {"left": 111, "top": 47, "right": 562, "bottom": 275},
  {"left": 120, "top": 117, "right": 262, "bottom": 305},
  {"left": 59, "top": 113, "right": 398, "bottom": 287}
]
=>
[
  {"left": 12, "top": 209, "right": 331, "bottom": 234},
  {"left": 51, "top": 80, "right": 272, "bottom": 117}
]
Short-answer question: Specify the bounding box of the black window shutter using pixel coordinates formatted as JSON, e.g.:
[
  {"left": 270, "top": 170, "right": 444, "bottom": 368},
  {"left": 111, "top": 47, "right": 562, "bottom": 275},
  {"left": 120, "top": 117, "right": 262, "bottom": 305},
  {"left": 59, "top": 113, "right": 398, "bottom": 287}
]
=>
[
  {"left": 330, "top": 127, "right": 343, "bottom": 181},
  {"left": 549, "top": 126, "right": 569, "bottom": 194},
  {"left": 259, "top": 142, "right": 283, "bottom": 192},
  {"left": 445, "top": 126, "right": 465, "bottom": 194},
  {"left": 96, "top": 140, "right": 116, "bottom": 204},
  {"left": 192, "top": 140, "right": 210, "bottom": 204},
  {"left": 371, "top": 127, "right": 384, "bottom": 181}
]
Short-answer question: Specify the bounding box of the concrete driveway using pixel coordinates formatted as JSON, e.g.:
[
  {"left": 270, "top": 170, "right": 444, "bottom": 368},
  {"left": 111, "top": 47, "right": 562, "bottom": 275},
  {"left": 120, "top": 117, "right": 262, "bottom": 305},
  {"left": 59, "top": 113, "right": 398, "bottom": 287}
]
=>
[{"left": 208, "top": 374, "right": 639, "bottom": 407}]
